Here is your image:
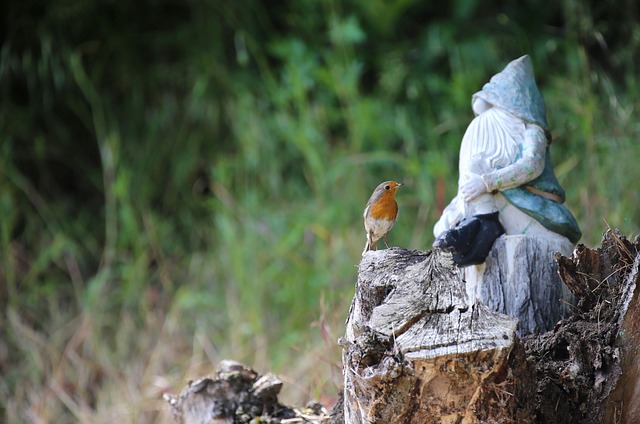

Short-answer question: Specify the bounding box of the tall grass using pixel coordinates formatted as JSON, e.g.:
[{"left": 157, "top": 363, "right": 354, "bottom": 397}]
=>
[{"left": 1, "top": 0, "right": 639, "bottom": 422}]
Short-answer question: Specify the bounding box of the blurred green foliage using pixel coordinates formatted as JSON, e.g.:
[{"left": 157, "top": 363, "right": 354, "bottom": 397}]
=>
[{"left": 1, "top": 0, "right": 639, "bottom": 421}]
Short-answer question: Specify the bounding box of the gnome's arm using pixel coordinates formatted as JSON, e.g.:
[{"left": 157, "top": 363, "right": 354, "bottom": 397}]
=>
[{"left": 481, "top": 125, "right": 546, "bottom": 192}]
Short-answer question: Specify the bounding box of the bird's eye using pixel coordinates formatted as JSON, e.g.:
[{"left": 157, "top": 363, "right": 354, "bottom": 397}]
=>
[{"left": 385, "top": 185, "right": 390, "bottom": 190}]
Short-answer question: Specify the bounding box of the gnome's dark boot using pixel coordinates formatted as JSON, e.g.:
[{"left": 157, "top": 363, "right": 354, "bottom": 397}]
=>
[{"left": 432, "top": 212, "right": 505, "bottom": 267}]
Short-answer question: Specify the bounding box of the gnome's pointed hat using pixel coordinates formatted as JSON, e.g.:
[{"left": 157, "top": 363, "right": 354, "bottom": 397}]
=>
[{"left": 472, "top": 55, "right": 548, "bottom": 130}]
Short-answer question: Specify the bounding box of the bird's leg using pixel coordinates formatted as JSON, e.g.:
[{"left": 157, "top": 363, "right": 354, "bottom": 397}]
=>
[
  {"left": 369, "top": 231, "right": 378, "bottom": 251},
  {"left": 362, "top": 241, "right": 370, "bottom": 256},
  {"left": 362, "top": 231, "right": 374, "bottom": 255},
  {"left": 383, "top": 233, "right": 390, "bottom": 248}
]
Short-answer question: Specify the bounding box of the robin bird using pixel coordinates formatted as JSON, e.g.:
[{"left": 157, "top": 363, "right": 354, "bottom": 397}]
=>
[{"left": 362, "top": 181, "right": 402, "bottom": 255}]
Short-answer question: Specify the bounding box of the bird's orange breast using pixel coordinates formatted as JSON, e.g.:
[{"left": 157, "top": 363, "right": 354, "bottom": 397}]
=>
[{"left": 369, "top": 193, "right": 398, "bottom": 221}]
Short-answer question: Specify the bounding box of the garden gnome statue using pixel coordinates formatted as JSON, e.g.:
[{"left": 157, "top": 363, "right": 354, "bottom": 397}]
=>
[{"left": 433, "top": 55, "right": 581, "bottom": 334}]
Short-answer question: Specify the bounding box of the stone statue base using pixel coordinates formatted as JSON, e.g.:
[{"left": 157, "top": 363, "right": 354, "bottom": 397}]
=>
[{"left": 465, "top": 234, "right": 575, "bottom": 335}]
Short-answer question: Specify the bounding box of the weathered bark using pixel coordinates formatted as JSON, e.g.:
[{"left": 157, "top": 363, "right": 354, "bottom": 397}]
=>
[
  {"left": 525, "top": 229, "right": 640, "bottom": 423},
  {"left": 340, "top": 230, "right": 640, "bottom": 424},
  {"left": 341, "top": 248, "right": 525, "bottom": 423},
  {"left": 163, "top": 360, "right": 330, "bottom": 423},
  {"left": 604, "top": 267, "right": 640, "bottom": 423}
]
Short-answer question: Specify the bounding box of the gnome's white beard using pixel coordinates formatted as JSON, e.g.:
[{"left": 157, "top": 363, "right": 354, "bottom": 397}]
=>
[
  {"left": 458, "top": 107, "right": 525, "bottom": 215},
  {"left": 459, "top": 107, "right": 524, "bottom": 176}
]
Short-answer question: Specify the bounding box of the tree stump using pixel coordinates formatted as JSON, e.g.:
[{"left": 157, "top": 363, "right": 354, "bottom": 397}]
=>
[
  {"left": 341, "top": 248, "right": 524, "bottom": 423},
  {"left": 162, "top": 231, "right": 640, "bottom": 424},
  {"left": 340, "top": 230, "right": 640, "bottom": 424}
]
